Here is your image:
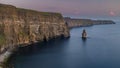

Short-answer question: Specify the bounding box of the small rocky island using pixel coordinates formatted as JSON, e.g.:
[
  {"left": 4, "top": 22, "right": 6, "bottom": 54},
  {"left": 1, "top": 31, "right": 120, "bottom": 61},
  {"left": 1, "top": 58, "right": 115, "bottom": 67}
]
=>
[
  {"left": 82, "top": 29, "right": 87, "bottom": 39},
  {"left": 64, "top": 17, "right": 115, "bottom": 28}
]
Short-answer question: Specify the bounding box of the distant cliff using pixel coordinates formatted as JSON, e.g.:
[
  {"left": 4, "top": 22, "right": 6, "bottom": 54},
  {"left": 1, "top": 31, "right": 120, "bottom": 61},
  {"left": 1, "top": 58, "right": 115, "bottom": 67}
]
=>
[
  {"left": 92, "top": 20, "right": 115, "bottom": 25},
  {"left": 64, "top": 17, "right": 93, "bottom": 28},
  {"left": 0, "top": 4, "right": 70, "bottom": 53},
  {"left": 64, "top": 17, "right": 115, "bottom": 28}
]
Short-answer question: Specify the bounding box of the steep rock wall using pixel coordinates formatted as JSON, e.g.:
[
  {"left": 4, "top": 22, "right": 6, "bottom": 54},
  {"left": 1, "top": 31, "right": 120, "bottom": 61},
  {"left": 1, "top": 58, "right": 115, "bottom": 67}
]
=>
[
  {"left": 64, "top": 17, "right": 93, "bottom": 28},
  {"left": 0, "top": 4, "right": 70, "bottom": 52}
]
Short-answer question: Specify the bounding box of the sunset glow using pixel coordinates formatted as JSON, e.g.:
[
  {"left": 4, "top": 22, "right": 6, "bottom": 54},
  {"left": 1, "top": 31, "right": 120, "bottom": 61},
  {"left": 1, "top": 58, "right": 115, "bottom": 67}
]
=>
[
  {"left": 0, "top": 0, "right": 119, "bottom": 19},
  {"left": 110, "top": 11, "right": 116, "bottom": 16}
]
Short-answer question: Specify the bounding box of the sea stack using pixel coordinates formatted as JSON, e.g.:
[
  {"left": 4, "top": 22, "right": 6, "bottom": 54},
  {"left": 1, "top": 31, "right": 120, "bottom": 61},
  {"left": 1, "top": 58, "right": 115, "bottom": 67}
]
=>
[{"left": 82, "top": 29, "right": 87, "bottom": 39}]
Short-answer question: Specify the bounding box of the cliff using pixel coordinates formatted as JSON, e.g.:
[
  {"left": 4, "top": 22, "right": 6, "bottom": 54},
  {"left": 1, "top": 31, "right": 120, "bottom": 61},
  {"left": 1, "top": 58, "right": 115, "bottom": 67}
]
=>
[
  {"left": 0, "top": 4, "right": 70, "bottom": 53},
  {"left": 64, "top": 17, "right": 115, "bottom": 28},
  {"left": 92, "top": 20, "right": 115, "bottom": 25},
  {"left": 64, "top": 17, "right": 93, "bottom": 28}
]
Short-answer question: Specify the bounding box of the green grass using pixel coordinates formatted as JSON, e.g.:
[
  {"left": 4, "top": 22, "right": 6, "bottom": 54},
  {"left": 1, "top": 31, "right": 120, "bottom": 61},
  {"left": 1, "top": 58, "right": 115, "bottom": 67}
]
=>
[
  {"left": 17, "top": 8, "right": 62, "bottom": 16},
  {"left": 0, "top": 3, "right": 62, "bottom": 18},
  {"left": 0, "top": 34, "right": 6, "bottom": 45},
  {"left": 19, "top": 31, "right": 27, "bottom": 36}
]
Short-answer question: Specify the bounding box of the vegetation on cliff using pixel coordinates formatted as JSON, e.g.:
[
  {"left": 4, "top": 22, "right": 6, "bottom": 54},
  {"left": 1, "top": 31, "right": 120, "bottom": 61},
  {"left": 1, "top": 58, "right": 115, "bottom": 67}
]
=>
[
  {"left": 0, "top": 34, "right": 5, "bottom": 46},
  {"left": 0, "top": 24, "right": 5, "bottom": 46}
]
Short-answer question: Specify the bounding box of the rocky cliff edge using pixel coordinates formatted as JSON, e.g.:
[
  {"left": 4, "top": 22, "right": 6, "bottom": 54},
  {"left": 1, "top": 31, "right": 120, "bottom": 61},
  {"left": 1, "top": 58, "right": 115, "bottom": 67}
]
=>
[{"left": 0, "top": 4, "right": 70, "bottom": 52}]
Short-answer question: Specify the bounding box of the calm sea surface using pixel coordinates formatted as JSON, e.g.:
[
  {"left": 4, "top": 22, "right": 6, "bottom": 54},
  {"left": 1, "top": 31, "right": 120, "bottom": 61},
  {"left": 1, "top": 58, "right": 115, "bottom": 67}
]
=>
[{"left": 10, "top": 22, "right": 120, "bottom": 68}]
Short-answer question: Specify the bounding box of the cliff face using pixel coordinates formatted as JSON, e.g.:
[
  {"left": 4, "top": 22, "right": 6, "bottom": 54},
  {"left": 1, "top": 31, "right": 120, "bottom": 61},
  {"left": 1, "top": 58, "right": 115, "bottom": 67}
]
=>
[
  {"left": 64, "top": 17, "right": 93, "bottom": 28},
  {"left": 0, "top": 4, "right": 70, "bottom": 52},
  {"left": 64, "top": 17, "right": 115, "bottom": 28}
]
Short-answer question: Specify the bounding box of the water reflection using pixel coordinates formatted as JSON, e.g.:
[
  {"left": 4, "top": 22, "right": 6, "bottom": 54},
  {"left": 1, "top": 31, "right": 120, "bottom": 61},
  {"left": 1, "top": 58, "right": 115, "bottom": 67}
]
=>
[{"left": 82, "top": 37, "right": 87, "bottom": 46}]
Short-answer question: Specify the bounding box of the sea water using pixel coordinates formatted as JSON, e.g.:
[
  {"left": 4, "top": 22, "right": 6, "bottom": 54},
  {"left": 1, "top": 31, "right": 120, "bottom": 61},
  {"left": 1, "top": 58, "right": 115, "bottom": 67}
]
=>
[{"left": 10, "top": 22, "right": 120, "bottom": 68}]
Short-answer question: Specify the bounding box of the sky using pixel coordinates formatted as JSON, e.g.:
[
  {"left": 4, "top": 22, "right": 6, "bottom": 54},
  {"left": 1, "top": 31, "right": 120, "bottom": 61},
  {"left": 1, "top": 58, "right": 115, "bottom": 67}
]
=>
[{"left": 0, "top": 0, "right": 120, "bottom": 20}]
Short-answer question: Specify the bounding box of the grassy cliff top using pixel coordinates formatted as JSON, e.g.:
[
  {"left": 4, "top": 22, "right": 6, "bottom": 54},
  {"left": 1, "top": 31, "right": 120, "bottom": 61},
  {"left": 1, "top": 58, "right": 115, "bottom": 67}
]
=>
[
  {"left": 17, "top": 8, "right": 62, "bottom": 17},
  {"left": 0, "top": 3, "right": 62, "bottom": 17}
]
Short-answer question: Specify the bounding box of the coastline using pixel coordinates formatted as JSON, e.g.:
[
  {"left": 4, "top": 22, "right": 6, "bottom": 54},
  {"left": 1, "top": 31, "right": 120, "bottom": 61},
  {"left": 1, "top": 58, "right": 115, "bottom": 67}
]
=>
[
  {"left": 64, "top": 17, "right": 115, "bottom": 28},
  {"left": 0, "top": 22, "right": 115, "bottom": 68},
  {"left": 0, "top": 51, "right": 12, "bottom": 68},
  {"left": 0, "top": 35, "right": 69, "bottom": 68},
  {"left": 0, "top": 4, "right": 70, "bottom": 68},
  {"left": 0, "top": 20, "right": 116, "bottom": 68},
  {"left": 0, "top": 3, "right": 116, "bottom": 68}
]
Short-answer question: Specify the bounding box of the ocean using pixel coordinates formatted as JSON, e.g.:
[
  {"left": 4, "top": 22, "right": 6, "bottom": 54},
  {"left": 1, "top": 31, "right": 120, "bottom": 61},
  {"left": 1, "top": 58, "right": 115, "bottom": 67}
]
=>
[{"left": 9, "top": 22, "right": 120, "bottom": 68}]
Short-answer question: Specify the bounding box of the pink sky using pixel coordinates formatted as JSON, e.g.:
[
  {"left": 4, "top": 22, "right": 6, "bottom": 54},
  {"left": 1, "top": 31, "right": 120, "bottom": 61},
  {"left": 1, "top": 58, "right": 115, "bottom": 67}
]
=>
[{"left": 0, "top": 0, "right": 120, "bottom": 20}]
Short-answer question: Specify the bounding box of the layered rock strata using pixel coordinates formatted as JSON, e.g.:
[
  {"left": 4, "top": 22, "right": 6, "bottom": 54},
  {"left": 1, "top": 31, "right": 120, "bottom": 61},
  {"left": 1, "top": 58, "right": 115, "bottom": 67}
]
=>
[{"left": 0, "top": 4, "right": 70, "bottom": 53}]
